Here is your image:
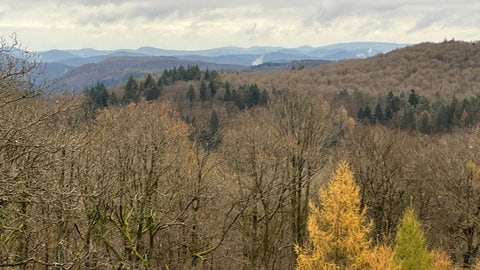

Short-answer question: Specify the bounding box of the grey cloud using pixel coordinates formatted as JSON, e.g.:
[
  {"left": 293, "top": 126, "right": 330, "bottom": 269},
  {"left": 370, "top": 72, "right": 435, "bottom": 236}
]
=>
[
  {"left": 408, "top": 11, "right": 448, "bottom": 33},
  {"left": 310, "top": 0, "right": 474, "bottom": 23},
  {"left": 72, "top": 2, "right": 179, "bottom": 26},
  {"left": 3, "top": 0, "right": 480, "bottom": 50},
  {"left": 298, "top": 0, "right": 480, "bottom": 38},
  {"left": 407, "top": 2, "right": 480, "bottom": 33}
]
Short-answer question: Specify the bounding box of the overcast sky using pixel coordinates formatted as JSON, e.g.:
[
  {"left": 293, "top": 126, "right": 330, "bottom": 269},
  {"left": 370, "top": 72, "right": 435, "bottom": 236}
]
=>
[{"left": 1, "top": 0, "right": 479, "bottom": 51}]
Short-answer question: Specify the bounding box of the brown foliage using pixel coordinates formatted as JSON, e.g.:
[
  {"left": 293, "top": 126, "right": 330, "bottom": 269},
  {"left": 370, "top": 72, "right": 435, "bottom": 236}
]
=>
[{"left": 226, "top": 41, "right": 480, "bottom": 100}]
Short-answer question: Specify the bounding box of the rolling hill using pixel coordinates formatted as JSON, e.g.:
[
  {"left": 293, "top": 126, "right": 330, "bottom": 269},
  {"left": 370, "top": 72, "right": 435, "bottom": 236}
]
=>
[
  {"left": 42, "top": 42, "right": 406, "bottom": 91},
  {"left": 40, "top": 42, "right": 405, "bottom": 67},
  {"left": 53, "top": 56, "right": 245, "bottom": 91},
  {"left": 225, "top": 41, "right": 480, "bottom": 99}
]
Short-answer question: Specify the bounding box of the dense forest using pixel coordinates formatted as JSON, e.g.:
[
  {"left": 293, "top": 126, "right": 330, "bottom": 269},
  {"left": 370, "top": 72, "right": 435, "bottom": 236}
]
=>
[{"left": 3, "top": 36, "right": 480, "bottom": 269}]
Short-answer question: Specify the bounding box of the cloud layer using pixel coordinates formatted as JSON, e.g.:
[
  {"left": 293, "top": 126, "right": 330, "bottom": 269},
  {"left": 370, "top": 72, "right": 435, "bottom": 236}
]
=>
[{"left": 1, "top": 0, "right": 479, "bottom": 50}]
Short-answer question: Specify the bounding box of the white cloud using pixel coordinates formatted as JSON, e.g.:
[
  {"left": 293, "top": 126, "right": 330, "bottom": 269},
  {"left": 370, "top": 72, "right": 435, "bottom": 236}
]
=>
[{"left": 0, "top": 0, "right": 479, "bottom": 50}]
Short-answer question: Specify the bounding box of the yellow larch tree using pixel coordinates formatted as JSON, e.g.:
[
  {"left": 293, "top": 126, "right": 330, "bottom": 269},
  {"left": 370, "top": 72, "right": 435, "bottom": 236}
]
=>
[{"left": 296, "top": 161, "right": 372, "bottom": 270}]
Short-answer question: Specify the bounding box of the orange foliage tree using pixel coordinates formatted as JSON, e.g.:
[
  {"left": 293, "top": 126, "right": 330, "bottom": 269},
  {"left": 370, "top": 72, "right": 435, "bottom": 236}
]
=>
[{"left": 295, "top": 161, "right": 371, "bottom": 269}]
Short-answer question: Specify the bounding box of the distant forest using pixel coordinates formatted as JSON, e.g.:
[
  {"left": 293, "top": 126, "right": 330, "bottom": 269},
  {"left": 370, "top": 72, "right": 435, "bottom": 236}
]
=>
[
  {"left": 88, "top": 63, "right": 480, "bottom": 135},
  {"left": 3, "top": 36, "right": 480, "bottom": 269},
  {"left": 335, "top": 88, "right": 480, "bottom": 133}
]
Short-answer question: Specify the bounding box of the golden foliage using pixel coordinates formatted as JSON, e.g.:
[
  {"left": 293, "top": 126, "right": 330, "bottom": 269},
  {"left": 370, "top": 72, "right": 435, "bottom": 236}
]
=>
[
  {"left": 473, "top": 260, "right": 480, "bottom": 270},
  {"left": 296, "top": 161, "right": 372, "bottom": 270},
  {"left": 368, "top": 245, "right": 401, "bottom": 270},
  {"left": 432, "top": 249, "right": 454, "bottom": 270}
]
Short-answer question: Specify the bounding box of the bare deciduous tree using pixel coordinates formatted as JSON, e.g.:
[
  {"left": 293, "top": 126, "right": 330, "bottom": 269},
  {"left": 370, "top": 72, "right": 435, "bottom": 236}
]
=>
[
  {"left": 269, "top": 91, "right": 345, "bottom": 248},
  {"left": 221, "top": 91, "right": 346, "bottom": 268},
  {"left": 344, "top": 125, "right": 409, "bottom": 240}
]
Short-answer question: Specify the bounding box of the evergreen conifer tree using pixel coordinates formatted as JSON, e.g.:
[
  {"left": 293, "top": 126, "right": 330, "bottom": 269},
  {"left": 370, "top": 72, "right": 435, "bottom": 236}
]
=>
[
  {"left": 364, "top": 106, "right": 373, "bottom": 124},
  {"left": 143, "top": 74, "right": 160, "bottom": 101},
  {"left": 87, "top": 82, "right": 110, "bottom": 108},
  {"left": 357, "top": 107, "right": 365, "bottom": 120},
  {"left": 199, "top": 79, "right": 208, "bottom": 102},
  {"left": 209, "top": 80, "right": 217, "bottom": 99},
  {"left": 186, "top": 84, "right": 195, "bottom": 104},
  {"left": 224, "top": 81, "right": 232, "bottom": 101},
  {"left": 385, "top": 105, "right": 394, "bottom": 122},
  {"left": 418, "top": 112, "right": 432, "bottom": 134},
  {"left": 209, "top": 110, "right": 219, "bottom": 133},
  {"left": 374, "top": 103, "right": 385, "bottom": 124},
  {"left": 246, "top": 84, "right": 260, "bottom": 108},
  {"left": 408, "top": 89, "right": 419, "bottom": 108},
  {"left": 123, "top": 75, "right": 139, "bottom": 104},
  {"left": 387, "top": 91, "right": 400, "bottom": 113},
  {"left": 393, "top": 207, "right": 433, "bottom": 270}
]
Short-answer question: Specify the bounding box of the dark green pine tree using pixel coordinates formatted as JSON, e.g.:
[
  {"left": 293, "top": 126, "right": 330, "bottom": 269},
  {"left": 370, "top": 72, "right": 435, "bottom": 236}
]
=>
[
  {"left": 123, "top": 75, "right": 139, "bottom": 104},
  {"left": 363, "top": 106, "right": 373, "bottom": 124},
  {"left": 374, "top": 103, "right": 385, "bottom": 124},
  {"left": 209, "top": 110, "right": 219, "bottom": 133},
  {"left": 450, "top": 96, "right": 463, "bottom": 127},
  {"left": 205, "top": 110, "right": 221, "bottom": 150},
  {"left": 435, "top": 104, "right": 449, "bottom": 132},
  {"left": 160, "top": 69, "right": 172, "bottom": 85},
  {"left": 87, "top": 82, "right": 110, "bottom": 108},
  {"left": 199, "top": 79, "right": 208, "bottom": 102},
  {"left": 408, "top": 89, "right": 419, "bottom": 108},
  {"left": 387, "top": 91, "right": 401, "bottom": 113},
  {"left": 436, "top": 98, "right": 459, "bottom": 132},
  {"left": 245, "top": 84, "right": 261, "bottom": 108},
  {"left": 418, "top": 112, "right": 432, "bottom": 134},
  {"left": 224, "top": 82, "right": 233, "bottom": 101},
  {"left": 357, "top": 107, "right": 365, "bottom": 120},
  {"left": 177, "top": 65, "right": 186, "bottom": 80},
  {"left": 385, "top": 104, "right": 394, "bottom": 122},
  {"left": 446, "top": 97, "right": 457, "bottom": 129},
  {"left": 171, "top": 66, "right": 182, "bottom": 81},
  {"left": 204, "top": 68, "right": 211, "bottom": 80},
  {"left": 189, "top": 65, "right": 202, "bottom": 80},
  {"left": 209, "top": 70, "right": 219, "bottom": 81},
  {"left": 209, "top": 80, "right": 217, "bottom": 99},
  {"left": 143, "top": 74, "right": 161, "bottom": 101},
  {"left": 186, "top": 84, "right": 195, "bottom": 104}
]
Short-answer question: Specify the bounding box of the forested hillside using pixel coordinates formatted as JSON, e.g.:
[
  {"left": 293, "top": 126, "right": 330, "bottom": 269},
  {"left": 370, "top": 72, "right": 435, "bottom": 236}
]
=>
[
  {"left": 227, "top": 40, "right": 480, "bottom": 97},
  {"left": 226, "top": 40, "right": 480, "bottom": 134},
  {"left": 3, "top": 36, "right": 480, "bottom": 269}
]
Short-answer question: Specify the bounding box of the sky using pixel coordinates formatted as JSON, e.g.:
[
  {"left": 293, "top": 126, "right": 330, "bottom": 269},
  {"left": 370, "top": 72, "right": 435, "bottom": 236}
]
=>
[{"left": 1, "top": 0, "right": 479, "bottom": 51}]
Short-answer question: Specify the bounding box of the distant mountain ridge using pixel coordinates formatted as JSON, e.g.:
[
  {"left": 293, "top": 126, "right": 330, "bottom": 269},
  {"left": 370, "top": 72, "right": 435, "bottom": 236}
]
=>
[
  {"left": 40, "top": 42, "right": 406, "bottom": 67},
  {"left": 40, "top": 42, "right": 407, "bottom": 91}
]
